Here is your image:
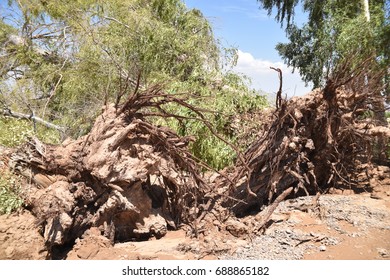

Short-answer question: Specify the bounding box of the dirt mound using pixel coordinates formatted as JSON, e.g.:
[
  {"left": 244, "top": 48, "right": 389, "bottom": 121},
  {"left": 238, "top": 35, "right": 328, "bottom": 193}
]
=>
[
  {"left": 1, "top": 159, "right": 389, "bottom": 260},
  {"left": 3, "top": 187, "right": 388, "bottom": 260}
]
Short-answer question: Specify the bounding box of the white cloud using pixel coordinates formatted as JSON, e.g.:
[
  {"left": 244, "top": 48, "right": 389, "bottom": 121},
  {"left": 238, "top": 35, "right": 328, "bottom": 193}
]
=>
[
  {"left": 233, "top": 50, "right": 312, "bottom": 98},
  {"left": 220, "top": 5, "right": 268, "bottom": 20}
]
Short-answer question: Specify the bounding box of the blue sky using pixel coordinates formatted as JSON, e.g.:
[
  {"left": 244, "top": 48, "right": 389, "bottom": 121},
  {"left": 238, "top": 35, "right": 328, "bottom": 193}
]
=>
[{"left": 184, "top": 0, "right": 312, "bottom": 97}]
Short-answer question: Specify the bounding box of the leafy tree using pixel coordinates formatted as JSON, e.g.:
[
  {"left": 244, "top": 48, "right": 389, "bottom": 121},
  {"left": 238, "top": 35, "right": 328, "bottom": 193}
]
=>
[
  {"left": 1, "top": 0, "right": 219, "bottom": 132},
  {"left": 257, "top": 0, "right": 389, "bottom": 91},
  {"left": 0, "top": 0, "right": 268, "bottom": 169}
]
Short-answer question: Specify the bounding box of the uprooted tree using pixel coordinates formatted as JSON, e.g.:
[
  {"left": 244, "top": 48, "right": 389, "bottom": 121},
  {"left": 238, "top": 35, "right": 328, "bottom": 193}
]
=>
[
  {"left": 8, "top": 84, "right": 216, "bottom": 252},
  {"left": 222, "top": 53, "right": 389, "bottom": 218}
]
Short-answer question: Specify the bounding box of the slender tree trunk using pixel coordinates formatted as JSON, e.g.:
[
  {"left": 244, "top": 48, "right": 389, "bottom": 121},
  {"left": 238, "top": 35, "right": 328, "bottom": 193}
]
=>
[{"left": 362, "top": 0, "right": 370, "bottom": 21}]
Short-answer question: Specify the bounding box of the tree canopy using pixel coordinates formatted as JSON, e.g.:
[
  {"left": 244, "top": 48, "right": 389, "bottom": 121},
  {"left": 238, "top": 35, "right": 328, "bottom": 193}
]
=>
[
  {"left": 1, "top": 0, "right": 219, "bottom": 133},
  {"left": 0, "top": 0, "right": 268, "bottom": 169},
  {"left": 257, "top": 0, "right": 389, "bottom": 94}
]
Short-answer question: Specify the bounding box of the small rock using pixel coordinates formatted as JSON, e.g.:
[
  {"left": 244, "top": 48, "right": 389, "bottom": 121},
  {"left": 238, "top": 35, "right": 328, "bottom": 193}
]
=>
[
  {"left": 370, "top": 193, "right": 381, "bottom": 199},
  {"left": 342, "top": 189, "right": 354, "bottom": 195},
  {"left": 235, "top": 248, "right": 243, "bottom": 254},
  {"left": 305, "top": 139, "right": 315, "bottom": 150},
  {"left": 377, "top": 248, "right": 389, "bottom": 258},
  {"left": 225, "top": 219, "right": 248, "bottom": 237},
  {"left": 319, "top": 245, "right": 327, "bottom": 252},
  {"left": 76, "top": 243, "right": 100, "bottom": 259},
  {"left": 288, "top": 142, "right": 297, "bottom": 150}
]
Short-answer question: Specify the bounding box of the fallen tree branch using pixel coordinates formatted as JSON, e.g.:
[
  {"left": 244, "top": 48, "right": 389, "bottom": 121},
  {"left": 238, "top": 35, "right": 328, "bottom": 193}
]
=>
[
  {"left": 256, "top": 186, "right": 293, "bottom": 231},
  {"left": 1, "top": 108, "right": 66, "bottom": 133}
]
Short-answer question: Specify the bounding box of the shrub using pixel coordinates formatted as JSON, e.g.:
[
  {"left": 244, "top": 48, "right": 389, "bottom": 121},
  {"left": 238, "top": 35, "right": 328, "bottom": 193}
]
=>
[
  {"left": 0, "top": 116, "right": 61, "bottom": 147},
  {"left": 0, "top": 171, "right": 24, "bottom": 214}
]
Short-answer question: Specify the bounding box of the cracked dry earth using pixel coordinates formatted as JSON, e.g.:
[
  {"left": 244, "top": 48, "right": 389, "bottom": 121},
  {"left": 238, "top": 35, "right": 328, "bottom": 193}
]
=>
[{"left": 1, "top": 172, "right": 389, "bottom": 260}]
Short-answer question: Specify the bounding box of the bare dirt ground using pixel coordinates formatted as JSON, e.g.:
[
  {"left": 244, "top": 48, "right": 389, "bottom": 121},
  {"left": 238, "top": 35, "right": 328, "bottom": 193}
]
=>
[{"left": 1, "top": 168, "right": 389, "bottom": 260}]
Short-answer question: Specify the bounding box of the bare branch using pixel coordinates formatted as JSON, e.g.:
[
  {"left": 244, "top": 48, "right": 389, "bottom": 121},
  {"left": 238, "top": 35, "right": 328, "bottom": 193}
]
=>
[
  {"left": 1, "top": 108, "right": 66, "bottom": 133},
  {"left": 270, "top": 67, "right": 283, "bottom": 109}
]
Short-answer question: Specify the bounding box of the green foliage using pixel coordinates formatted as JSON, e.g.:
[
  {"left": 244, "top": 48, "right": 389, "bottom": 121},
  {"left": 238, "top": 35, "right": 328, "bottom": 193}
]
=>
[
  {"left": 156, "top": 73, "right": 268, "bottom": 169},
  {"left": 0, "top": 117, "right": 34, "bottom": 147},
  {"left": 0, "top": 171, "right": 24, "bottom": 214},
  {"left": 0, "top": 117, "right": 61, "bottom": 147},
  {"left": 1, "top": 0, "right": 222, "bottom": 135},
  {"left": 258, "top": 0, "right": 389, "bottom": 91},
  {"left": 257, "top": 0, "right": 299, "bottom": 27}
]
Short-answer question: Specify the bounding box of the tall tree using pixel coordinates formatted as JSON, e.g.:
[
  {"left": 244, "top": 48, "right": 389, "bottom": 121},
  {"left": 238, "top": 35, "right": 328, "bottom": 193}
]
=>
[
  {"left": 1, "top": 0, "right": 220, "bottom": 133},
  {"left": 257, "top": 0, "right": 389, "bottom": 91}
]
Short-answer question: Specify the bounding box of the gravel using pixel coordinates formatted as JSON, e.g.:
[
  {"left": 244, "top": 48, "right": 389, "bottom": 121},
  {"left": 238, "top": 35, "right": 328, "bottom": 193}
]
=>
[{"left": 220, "top": 194, "right": 390, "bottom": 260}]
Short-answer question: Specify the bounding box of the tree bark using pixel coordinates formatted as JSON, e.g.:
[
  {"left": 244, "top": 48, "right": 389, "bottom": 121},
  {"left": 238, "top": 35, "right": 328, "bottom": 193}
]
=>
[{"left": 362, "top": 0, "right": 370, "bottom": 21}]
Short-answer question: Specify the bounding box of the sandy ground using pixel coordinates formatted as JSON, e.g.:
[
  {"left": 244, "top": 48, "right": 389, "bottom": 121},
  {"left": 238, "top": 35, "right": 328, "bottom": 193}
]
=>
[{"left": 1, "top": 182, "right": 389, "bottom": 260}]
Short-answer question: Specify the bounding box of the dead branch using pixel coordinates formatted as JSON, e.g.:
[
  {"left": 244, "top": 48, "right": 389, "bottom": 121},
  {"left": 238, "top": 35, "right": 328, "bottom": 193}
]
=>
[
  {"left": 257, "top": 186, "right": 293, "bottom": 230},
  {"left": 1, "top": 108, "right": 66, "bottom": 133},
  {"left": 270, "top": 67, "right": 283, "bottom": 109}
]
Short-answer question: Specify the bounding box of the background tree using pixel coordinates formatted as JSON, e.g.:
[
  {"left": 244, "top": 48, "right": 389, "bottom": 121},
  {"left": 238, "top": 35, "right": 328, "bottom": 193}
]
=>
[{"left": 257, "top": 0, "right": 389, "bottom": 90}]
